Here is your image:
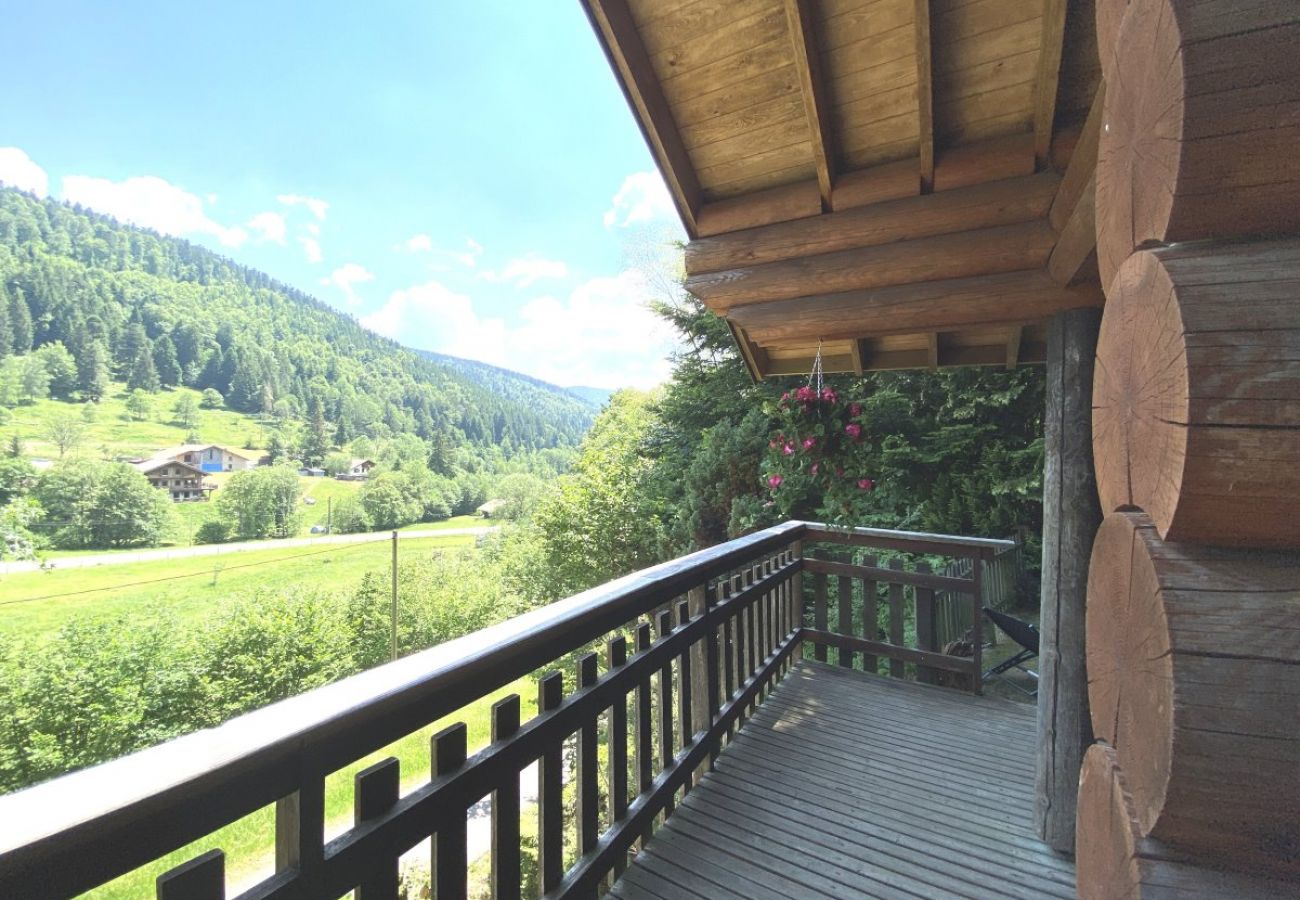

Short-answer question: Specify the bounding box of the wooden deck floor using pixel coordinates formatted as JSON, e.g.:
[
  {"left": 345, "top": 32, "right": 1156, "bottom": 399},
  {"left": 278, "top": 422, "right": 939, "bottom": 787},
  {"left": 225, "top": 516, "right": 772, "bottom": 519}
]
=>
[{"left": 610, "top": 662, "right": 1076, "bottom": 900}]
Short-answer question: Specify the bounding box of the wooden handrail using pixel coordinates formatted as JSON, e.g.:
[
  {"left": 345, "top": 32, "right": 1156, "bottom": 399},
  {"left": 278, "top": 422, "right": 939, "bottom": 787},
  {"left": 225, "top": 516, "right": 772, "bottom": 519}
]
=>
[{"left": 0, "top": 519, "right": 1006, "bottom": 897}]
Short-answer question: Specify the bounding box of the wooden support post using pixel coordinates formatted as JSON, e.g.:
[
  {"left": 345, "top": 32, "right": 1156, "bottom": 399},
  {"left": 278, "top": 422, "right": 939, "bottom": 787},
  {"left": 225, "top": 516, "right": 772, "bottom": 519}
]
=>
[{"left": 1035, "top": 306, "right": 1102, "bottom": 852}]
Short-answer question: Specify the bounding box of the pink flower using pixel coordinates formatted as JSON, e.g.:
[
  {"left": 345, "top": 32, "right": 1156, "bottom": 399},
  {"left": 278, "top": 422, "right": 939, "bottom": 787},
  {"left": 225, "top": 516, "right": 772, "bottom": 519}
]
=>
[
  {"left": 857, "top": 478, "right": 875, "bottom": 491},
  {"left": 767, "top": 474, "right": 783, "bottom": 489},
  {"left": 781, "top": 392, "right": 790, "bottom": 402},
  {"left": 820, "top": 387, "right": 837, "bottom": 403},
  {"left": 850, "top": 403, "right": 862, "bottom": 417},
  {"left": 782, "top": 442, "right": 795, "bottom": 456},
  {"left": 794, "top": 386, "right": 817, "bottom": 403},
  {"left": 769, "top": 439, "right": 779, "bottom": 449},
  {"left": 835, "top": 467, "right": 845, "bottom": 477},
  {"left": 811, "top": 463, "right": 820, "bottom": 475},
  {"left": 845, "top": 423, "right": 862, "bottom": 440},
  {"left": 801, "top": 436, "right": 816, "bottom": 451}
]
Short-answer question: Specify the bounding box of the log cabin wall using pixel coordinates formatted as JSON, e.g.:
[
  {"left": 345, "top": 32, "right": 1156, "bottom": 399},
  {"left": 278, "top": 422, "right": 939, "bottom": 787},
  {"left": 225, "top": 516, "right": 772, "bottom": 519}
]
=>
[{"left": 1080, "top": 0, "right": 1300, "bottom": 893}]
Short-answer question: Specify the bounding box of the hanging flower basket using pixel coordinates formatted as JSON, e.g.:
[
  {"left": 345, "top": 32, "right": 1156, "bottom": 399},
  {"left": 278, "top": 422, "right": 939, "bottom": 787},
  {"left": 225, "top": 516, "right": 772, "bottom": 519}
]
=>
[{"left": 761, "top": 384, "right": 876, "bottom": 523}]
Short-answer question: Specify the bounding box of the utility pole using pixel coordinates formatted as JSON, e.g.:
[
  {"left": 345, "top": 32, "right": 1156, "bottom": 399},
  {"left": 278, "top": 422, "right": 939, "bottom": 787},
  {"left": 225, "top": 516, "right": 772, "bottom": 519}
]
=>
[{"left": 390, "top": 530, "right": 399, "bottom": 661}]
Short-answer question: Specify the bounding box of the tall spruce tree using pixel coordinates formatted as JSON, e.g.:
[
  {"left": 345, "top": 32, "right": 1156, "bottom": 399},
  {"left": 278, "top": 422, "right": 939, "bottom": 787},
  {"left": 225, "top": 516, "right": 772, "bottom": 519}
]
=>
[
  {"left": 8, "top": 291, "right": 32, "bottom": 354},
  {"left": 126, "top": 346, "right": 160, "bottom": 392},
  {"left": 0, "top": 286, "right": 12, "bottom": 360},
  {"left": 77, "top": 339, "right": 111, "bottom": 401},
  {"left": 152, "top": 334, "right": 181, "bottom": 387}
]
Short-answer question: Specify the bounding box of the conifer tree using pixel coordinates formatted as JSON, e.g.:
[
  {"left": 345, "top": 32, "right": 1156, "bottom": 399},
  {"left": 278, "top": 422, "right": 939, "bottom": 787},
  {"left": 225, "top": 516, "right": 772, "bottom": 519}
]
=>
[
  {"left": 0, "top": 287, "right": 12, "bottom": 360},
  {"left": 152, "top": 334, "right": 181, "bottom": 387},
  {"left": 8, "top": 291, "right": 32, "bottom": 354},
  {"left": 126, "top": 346, "right": 160, "bottom": 392},
  {"left": 77, "top": 339, "right": 110, "bottom": 401}
]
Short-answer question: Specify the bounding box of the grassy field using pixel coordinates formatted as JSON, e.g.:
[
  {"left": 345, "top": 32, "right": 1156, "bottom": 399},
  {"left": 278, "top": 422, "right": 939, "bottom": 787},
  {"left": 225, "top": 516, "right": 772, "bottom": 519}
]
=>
[
  {"left": 0, "top": 533, "right": 477, "bottom": 641},
  {"left": 87, "top": 677, "right": 538, "bottom": 899},
  {"left": 1, "top": 382, "right": 267, "bottom": 462}
]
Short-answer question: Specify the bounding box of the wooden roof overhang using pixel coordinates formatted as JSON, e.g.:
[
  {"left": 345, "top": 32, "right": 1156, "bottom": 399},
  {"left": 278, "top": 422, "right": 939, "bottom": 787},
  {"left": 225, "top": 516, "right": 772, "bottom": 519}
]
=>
[{"left": 582, "top": 0, "right": 1105, "bottom": 377}]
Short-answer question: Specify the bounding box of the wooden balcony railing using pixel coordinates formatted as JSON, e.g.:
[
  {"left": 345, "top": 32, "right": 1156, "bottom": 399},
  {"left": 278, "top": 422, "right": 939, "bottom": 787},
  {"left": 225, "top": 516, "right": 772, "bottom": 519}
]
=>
[{"left": 0, "top": 521, "right": 1009, "bottom": 899}]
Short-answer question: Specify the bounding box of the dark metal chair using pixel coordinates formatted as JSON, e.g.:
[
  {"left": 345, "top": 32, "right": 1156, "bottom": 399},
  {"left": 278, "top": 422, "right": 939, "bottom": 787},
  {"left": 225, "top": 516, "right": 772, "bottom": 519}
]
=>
[{"left": 982, "top": 607, "right": 1039, "bottom": 697}]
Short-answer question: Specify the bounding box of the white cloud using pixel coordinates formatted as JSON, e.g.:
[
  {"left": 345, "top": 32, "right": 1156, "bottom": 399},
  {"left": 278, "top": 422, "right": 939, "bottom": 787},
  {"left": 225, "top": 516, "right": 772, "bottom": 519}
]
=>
[
  {"left": 362, "top": 269, "right": 675, "bottom": 389},
  {"left": 319, "top": 262, "right": 373, "bottom": 307},
  {"left": 298, "top": 236, "right": 323, "bottom": 264},
  {"left": 277, "top": 193, "right": 329, "bottom": 220},
  {"left": 454, "top": 237, "right": 483, "bottom": 268},
  {"left": 399, "top": 233, "right": 434, "bottom": 253},
  {"left": 0, "top": 148, "right": 49, "bottom": 197},
  {"left": 306, "top": 222, "right": 321, "bottom": 236},
  {"left": 604, "top": 171, "right": 675, "bottom": 228},
  {"left": 480, "top": 253, "right": 569, "bottom": 288},
  {"left": 62, "top": 173, "right": 247, "bottom": 247},
  {"left": 246, "top": 210, "right": 287, "bottom": 244}
]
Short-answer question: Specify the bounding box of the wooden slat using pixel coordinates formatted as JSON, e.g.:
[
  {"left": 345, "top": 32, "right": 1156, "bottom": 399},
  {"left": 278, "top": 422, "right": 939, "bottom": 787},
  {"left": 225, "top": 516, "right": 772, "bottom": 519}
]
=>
[
  {"left": 1006, "top": 325, "right": 1023, "bottom": 369},
  {"left": 656, "top": 609, "right": 675, "bottom": 814},
  {"left": 157, "top": 849, "right": 224, "bottom": 900},
  {"left": 685, "top": 171, "right": 1057, "bottom": 274},
  {"left": 577, "top": 652, "right": 600, "bottom": 855},
  {"left": 915, "top": 562, "right": 936, "bottom": 685},
  {"left": 687, "top": 219, "right": 1057, "bottom": 309},
  {"left": 491, "top": 696, "right": 521, "bottom": 900},
  {"left": 676, "top": 598, "right": 694, "bottom": 748},
  {"left": 887, "top": 560, "right": 905, "bottom": 678},
  {"left": 608, "top": 637, "right": 630, "bottom": 843},
  {"left": 784, "top": 0, "right": 835, "bottom": 207},
  {"left": 1033, "top": 0, "right": 1069, "bottom": 169},
  {"left": 836, "top": 574, "right": 854, "bottom": 668},
  {"left": 274, "top": 776, "right": 324, "bottom": 876},
  {"left": 585, "top": 0, "right": 702, "bottom": 236},
  {"left": 804, "top": 555, "right": 977, "bottom": 593},
  {"left": 728, "top": 268, "right": 1103, "bottom": 343},
  {"left": 915, "top": 0, "right": 935, "bottom": 191},
  {"left": 813, "top": 573, "right": 828, "bottom": 663},
  {"left": 537, "top": 672, "right": 564, "bottom": 893},
  {"left": 860, "top": 556, "right": 878, "bottom": 674},
  {"left": 354, "top": 757, "right": 400, "bottom": 900},
  {"left": 431, "top": 724, "right": 467, "bottom": 900}
]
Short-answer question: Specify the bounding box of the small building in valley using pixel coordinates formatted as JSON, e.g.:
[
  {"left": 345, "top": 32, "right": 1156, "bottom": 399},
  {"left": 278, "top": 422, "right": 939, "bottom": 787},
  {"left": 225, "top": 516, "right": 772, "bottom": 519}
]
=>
[
  {"left": 336, "top": 458, "right": 375, "bottom": 481},
  {"left": 133, "top": 458, "right": 215, "bottom": 502},
  {"left": 152, "top": 444, "right": 256, "bottom": 473}
]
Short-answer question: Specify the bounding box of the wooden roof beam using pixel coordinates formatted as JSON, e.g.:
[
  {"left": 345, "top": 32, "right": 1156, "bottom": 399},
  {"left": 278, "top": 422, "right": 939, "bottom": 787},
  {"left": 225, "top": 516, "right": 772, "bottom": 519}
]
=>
[
  {"left": 1033, "top": 0, "right": 1069, "bottom": 170},
  {"left": 726, "top": 269, "right": 1104, "bottom": 342},
  {"left": 1006, "top": 325, "right": 1023, "bottom": 369},
  {"left": 1047, "top": 84, "right": 1104, "bottom": 286},
  {"left": 688, "top": 220, "right": 1057, "bottom": 309},
  {"left": 686, "top": 172, "right": 1059, "bottom": 275},
  {"left": 584, "top": 0, "right": 702, "bottom": 237},
  {"left": 784, "top": 0, "right": 835, "bottom": 210},
  {"left": 915, "top": 0, "right": 935, "bottom": 192}
]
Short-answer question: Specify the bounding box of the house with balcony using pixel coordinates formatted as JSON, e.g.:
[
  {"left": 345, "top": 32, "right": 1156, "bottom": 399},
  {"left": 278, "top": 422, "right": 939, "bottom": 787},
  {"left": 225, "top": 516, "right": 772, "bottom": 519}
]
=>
[
  {"left": 152, "top": 444, "right": 257, "bottom": 474},
  {"left": 1, "top": 2, "right": 1297, "bottom": 899},
  {"left": 133, "top": 457, "right": 217, "bottom": 502}
]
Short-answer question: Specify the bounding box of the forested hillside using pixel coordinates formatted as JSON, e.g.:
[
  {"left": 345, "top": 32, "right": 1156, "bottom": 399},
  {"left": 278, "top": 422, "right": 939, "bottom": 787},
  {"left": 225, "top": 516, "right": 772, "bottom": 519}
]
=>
[
  {"left": 415, "top": 350, "right": 606, "bottom": 418},
  {"left": 0, "top": 187, "right": 593, "bottom": 454}
]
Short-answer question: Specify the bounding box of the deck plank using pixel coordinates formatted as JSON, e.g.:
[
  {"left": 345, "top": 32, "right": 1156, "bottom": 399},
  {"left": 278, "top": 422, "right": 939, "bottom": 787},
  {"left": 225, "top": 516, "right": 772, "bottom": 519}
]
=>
[{"left": 611, "top": 661, "right": 1074, "bottom": 899}]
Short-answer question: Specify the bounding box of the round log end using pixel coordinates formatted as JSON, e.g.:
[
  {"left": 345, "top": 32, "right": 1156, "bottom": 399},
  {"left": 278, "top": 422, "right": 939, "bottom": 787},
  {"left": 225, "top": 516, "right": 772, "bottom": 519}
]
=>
[
  {"left": 1092, "top": 250, "right": 1188, "bottom": 523},
  {"left": 1095, "top": 0, "right": 1129, "bottom": 77},
  {"left": 1096, "top": 0, "right": 1185, "bottom": 287},
  {"left": 1087, "top": 511, "right": 1174, "bottom": 835},
  {"left": 1077, "top": 742, "right": 1144, "bottom": 900}
]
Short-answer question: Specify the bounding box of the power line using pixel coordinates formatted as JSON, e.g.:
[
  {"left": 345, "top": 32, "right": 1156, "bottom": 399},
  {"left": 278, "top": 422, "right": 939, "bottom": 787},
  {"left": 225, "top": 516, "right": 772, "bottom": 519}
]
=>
[{"left": 0, "top": 540, "right": 381, "bottom": 608}]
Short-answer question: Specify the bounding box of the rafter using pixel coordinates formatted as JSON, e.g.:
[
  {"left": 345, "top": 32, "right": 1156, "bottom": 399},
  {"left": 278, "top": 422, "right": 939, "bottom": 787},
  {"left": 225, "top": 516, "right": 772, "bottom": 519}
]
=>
[
  {"left": 1006, "top": 326, "right": 1023, "bottom": 369},
  {"left": 584, "top": 0, "right": 702, "bottom": 237},
  {"left": 1033, "top": 0, "right": 1069, "bottom": 170},
  {"left": 783, "top": 0, "right": 835, "bottom": 210},
  {"left": 926, "top": 332, "right": 941, "bottom": 369},
  {"left": 914, "top": 0, "right": 935, "bottom": 192}
]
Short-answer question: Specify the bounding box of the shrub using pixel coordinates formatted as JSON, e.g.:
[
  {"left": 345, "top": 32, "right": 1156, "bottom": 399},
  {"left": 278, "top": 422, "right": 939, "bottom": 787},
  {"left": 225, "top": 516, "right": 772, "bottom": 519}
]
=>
[{"left": 194, "top": 516, "right": 233, "bottom": 545}]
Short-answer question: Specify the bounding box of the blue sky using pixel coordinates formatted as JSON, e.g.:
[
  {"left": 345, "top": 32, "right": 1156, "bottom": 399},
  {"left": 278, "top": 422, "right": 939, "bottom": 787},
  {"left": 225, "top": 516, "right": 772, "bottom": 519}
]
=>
[{"left": 0, "top": 1, "right": 686, "bottom": 388}]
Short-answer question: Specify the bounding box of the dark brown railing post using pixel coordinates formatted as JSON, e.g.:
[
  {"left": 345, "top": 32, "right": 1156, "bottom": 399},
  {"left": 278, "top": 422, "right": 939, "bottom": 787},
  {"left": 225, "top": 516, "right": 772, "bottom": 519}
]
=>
[
  {"left": 354, "top": 757, "right": 400, "bottom": 900},
  {"left": 971, "top": 557, "right": 985, "bottom": 695},
  {"left": 656, "top": 609, "right": 675, "bottom": 814},
  {"left": 577, "top": 653, "right": 600, "bottom": 859},
  {"left": 157, "top": 849, "right": 224, "bottom": 900},
  {"left": 537, "top": 671, "right": 564, "bottom": 893},
  {"left": 813, "top": 569, "right": 828, "bottom": 663},
  {"left": 861, "top": 554, "right": 878, "bottom": 675},
  {"left": 606, "top": 636, "right": 629, "bottom": 878},
  {"left": 431, "top": 724, "right": 467, "bottom": 900},
  {"left": 915, "top": 561, "right": 936, "bottom": 684},
  {"left": 887, "top": 559, "right": 906, "bottom": 678},
  {"left": 490, "top": 696, "right": 521, "bottom": 900},
  {"left": 837, "top": 572, "right": 854, "bottom": 669}
]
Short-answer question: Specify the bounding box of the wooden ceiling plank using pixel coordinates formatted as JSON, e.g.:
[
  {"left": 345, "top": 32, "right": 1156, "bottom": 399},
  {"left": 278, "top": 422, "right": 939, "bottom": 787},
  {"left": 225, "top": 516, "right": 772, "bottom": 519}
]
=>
[
  {"left": 831, "top": 159, "right": 921, "bottom": 210},
  {"left": 915, "top": 0, "right": 935, "bottom": 192},
  {"left": 1046, "top": 172, "right": 1096, "bottom": 285},
  {"left": 687, "top": 219, "right": 1057, "bottom": 309},
  {"left": 784, "top": 0, "right": 836, "bottom": 208},
  {"left": 726, "top": 268, "right": 1105, "bottom": 341},
  {"left": 686, "top": 171, "right": 1059, "bottom": 273},
  {"left": 1033, "top": 0, "right": 1069, "bottom": 169},
  {"left": 932, "top": 133, "right": 1035, "bottom": 192},
  {"left": 1006, "top": 325, "right": 1023, "bottom": 369},
  {"left": 586, "top": 0, "right": 702, "bottom": 236}
]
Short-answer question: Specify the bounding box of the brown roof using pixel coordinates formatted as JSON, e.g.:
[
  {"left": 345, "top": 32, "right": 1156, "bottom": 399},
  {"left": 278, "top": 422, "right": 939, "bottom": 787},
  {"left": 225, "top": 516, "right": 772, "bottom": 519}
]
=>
[{"left": 582, "top": 0, "right": 1103, "bottom": 376}]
